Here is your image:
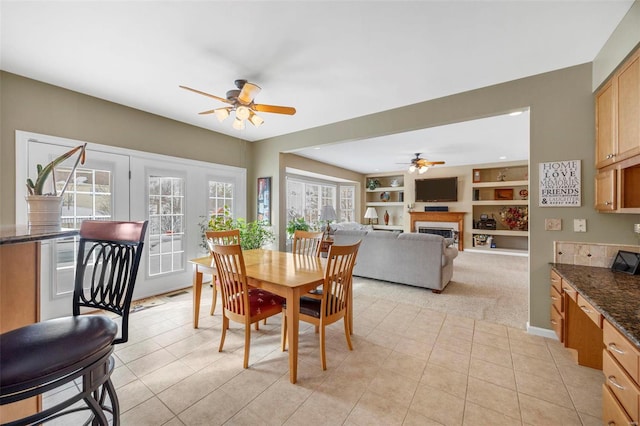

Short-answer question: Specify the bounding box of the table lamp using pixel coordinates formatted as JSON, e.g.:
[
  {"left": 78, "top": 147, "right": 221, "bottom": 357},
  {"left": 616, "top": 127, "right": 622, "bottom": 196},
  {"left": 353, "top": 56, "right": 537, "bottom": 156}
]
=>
[
  {"left": 364, "top": 207, "right": 378, "bottom": 225},
  {"left": 320, "top": 205, "right": 337, "bottom": 237}
]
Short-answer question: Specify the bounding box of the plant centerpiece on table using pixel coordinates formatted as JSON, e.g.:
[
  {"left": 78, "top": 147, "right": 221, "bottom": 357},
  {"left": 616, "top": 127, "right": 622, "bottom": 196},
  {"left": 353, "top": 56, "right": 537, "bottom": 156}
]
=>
[
  {"left": 25, "top": 143, "right": 87, "bottom": 228},
  {"left": 202, "top": 206, "right": 275, "bottom": 250},
  {"left": 499, "top": 206, "right": 528, "bottom": 231}
]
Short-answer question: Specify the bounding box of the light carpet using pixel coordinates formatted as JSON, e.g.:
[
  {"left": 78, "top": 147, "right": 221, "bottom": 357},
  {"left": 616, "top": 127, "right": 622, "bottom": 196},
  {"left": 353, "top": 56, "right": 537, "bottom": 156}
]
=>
[{"left": 352, "top": 250, "right": 528, "bottom": 329}]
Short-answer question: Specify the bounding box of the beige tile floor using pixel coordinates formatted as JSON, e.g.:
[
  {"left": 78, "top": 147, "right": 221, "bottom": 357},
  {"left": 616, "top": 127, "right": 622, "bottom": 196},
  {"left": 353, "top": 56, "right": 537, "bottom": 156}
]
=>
[{"left": 44, "top": 282, "right": 604, "bottom": 425}]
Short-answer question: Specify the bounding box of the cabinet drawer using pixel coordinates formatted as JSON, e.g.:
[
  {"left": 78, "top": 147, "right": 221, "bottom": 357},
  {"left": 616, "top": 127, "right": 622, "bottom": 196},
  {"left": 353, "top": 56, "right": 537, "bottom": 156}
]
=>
[
  {"left": 602, "top": 383, "right": 635, "bottom": 426},
  {"left": 576, "top": 294, "right": 602, "bottom": 328},
  {"left": 561, "top": 282, "right": 578, "bottom": 302},
  {"left": 550, "top": 269, "right": 562, "bottom": 293},
  {"left": 604, "top": 350, "right": 640, "bottom": 420},
  {"left": 551, "top": 306, "right": 564, "bottom": 342},
  {"left": 550, "top": 285, "right": 563, "bottom": 314},
  {"left": 604, "top": 320, "right": 640, "bottom": 384}
]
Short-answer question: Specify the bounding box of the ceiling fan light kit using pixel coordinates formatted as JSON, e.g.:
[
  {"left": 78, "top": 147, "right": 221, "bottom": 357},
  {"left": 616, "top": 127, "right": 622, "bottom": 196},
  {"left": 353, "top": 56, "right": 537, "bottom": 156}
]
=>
[
  {"left": 407, "top": 153, "right": 445, "bottom": 173},
  {"left": 180, "top": 79, "right": 296, "bottom": 130}
]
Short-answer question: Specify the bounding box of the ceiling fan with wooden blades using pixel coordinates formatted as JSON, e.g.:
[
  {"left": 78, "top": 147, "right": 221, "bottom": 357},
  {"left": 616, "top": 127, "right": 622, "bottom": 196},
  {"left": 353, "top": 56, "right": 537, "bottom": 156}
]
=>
[
  {"left": 407, "top": 153, "right": 445, "bottom": 173},
  {"left": 179, "top": 79, "right": 296, "bottom": 130}
]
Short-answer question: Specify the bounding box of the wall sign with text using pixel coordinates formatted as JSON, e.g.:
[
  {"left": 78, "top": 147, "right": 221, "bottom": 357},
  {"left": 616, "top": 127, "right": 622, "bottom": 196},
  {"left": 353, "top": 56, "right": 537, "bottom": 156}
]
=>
[{"left": 539, "top": 160, "right": 581, "bottom": 207}]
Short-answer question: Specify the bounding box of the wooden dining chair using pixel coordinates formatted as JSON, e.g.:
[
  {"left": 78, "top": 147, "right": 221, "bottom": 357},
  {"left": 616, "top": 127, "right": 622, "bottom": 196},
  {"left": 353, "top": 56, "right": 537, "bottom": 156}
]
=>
[
  {"left": 205, "top": 229, "right": 240, "bottom": 316},
  {"left": 210, "top": 243, "right": 285, "bottom": 368},
  {"left": 281, "top": 241, "right": 360, "bottom": 370},
  {"left": 292, "top": 230, "right": 324, "bottom": 257}
]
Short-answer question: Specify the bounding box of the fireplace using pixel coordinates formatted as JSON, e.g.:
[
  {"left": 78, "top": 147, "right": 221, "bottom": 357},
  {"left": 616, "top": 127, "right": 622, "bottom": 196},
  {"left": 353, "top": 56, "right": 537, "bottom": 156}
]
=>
[{"left": 418, "top": 226, "right": 458, "bottom": 242}]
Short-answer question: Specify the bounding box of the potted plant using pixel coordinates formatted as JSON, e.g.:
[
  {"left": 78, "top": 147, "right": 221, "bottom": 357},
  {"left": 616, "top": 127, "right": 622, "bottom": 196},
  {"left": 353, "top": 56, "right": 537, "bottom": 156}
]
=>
[
  {"left": 203, "top": 206, "right": 275, "bottom": 250},
  {"left": 25, "top": 143, "right": 87, "bottom": 228},
  {"left": 286, "top": 216, "right": 310, "bottom": 239}
]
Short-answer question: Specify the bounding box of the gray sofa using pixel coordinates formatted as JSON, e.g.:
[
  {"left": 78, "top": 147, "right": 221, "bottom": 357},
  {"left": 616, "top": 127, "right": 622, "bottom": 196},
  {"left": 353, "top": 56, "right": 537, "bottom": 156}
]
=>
[{"left": 332, "top": 230, "right": 458, "bottom": 293}]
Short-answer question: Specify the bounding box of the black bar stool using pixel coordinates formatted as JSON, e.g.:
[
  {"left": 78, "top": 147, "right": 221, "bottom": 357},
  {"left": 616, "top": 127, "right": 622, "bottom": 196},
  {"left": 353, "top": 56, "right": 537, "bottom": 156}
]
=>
[{"left": 0, "top": 220, "right": 147, "bottom": 425}]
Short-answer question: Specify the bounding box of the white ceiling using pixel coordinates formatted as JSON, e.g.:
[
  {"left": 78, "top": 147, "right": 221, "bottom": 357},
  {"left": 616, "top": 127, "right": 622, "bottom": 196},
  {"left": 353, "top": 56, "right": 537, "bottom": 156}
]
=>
[{"left": 1, "top": 1, "right": 633, "bottom": 173}]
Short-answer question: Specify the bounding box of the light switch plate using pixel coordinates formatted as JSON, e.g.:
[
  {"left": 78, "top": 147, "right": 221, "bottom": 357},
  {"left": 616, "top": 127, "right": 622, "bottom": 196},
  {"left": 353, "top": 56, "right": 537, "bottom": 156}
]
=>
[
  {"left": 545, "top": 218, "right": 562, "bottom": 231},
  {"left": 574, "top": 219, "right": 586, "bottom": 232}
]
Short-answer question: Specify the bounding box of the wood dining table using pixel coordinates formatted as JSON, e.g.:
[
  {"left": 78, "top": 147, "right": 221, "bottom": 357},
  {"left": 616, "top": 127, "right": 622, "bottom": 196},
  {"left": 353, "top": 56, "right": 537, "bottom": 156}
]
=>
[{"left": 190, "top": 249, "right": 326, "bottom": 384}]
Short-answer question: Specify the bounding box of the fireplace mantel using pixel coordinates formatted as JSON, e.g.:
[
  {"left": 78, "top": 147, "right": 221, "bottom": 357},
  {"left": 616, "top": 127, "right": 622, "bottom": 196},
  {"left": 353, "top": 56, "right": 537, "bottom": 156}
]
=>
[{"left": 409, "top": 211, "right": 466, "bottom": 251}]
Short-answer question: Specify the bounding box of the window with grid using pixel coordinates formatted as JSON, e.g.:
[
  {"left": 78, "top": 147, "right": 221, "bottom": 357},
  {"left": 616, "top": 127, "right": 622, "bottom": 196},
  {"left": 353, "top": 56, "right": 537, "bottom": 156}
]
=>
[
  {"left": 286, "top": 177, "right": 354, "bottom": 224},
  {"left": 54, "top": 166, "right": 114, "bottom": 280},
  {"left": 208, "top": 180, "right": 234, "bottom": 218},
  {"left": 148, "top": 176, "right": 184, "bottom": 276},
  {"left": 339, "top": 185, "right": 355, "bottom": 222}
]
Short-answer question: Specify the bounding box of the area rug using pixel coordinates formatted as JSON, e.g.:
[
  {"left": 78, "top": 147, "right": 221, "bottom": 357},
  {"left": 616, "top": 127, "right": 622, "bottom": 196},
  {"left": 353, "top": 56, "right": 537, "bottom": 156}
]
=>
[{"left": 352, "top": 250, "right": 528, "bottom": 329}]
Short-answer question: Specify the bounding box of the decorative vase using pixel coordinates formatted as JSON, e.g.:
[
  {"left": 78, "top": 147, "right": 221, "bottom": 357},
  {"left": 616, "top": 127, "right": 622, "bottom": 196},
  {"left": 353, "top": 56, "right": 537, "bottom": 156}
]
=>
[
  {"left": 384, "top": 210, "right": 389, "bottom": 226},
  {"left": 26, "top": 195, "right": 63, "bottom": 229}
]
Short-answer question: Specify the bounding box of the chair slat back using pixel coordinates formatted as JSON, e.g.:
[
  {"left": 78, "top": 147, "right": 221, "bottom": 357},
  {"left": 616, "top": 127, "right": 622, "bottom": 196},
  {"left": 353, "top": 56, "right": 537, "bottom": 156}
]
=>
[
  {"left": 322, "top": 242, "right": 360, "bottom": 318},
  {"left": 206, "top": 229, "right": 240, "bottom": 253},
  {"left": 292, "top": 230, "right": 324, "bottom": 257},
  {"left": 73, "top": 220, "right": 148, "bottom": 344},
  {"left": 211, "top": 244, "right": 250, "bottom": 318}
]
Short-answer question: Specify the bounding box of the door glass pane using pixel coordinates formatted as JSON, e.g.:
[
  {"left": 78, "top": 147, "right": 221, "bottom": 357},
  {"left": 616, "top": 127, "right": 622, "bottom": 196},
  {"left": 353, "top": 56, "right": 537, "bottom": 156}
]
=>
[
  {"left": 208, "top": 181, "right": 234, "bottom": 217},
  {"left": 148, "top": 175, "right": 185, "bottom": 276},
  {"left": 55, "top": 166, "right": 115, "bottom": 295}
]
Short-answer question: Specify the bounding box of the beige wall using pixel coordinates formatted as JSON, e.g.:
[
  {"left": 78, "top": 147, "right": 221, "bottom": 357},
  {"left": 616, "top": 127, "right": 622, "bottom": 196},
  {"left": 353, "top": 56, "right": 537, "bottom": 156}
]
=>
[
  {"left": 0, "top": 72, "right": 250, "bottom": 225},
  {"left": 593, "top": 0, "right": 640, "bottom": 90},
  {"left": 252, "top": 62, "right": 640, "bottom": 331}
]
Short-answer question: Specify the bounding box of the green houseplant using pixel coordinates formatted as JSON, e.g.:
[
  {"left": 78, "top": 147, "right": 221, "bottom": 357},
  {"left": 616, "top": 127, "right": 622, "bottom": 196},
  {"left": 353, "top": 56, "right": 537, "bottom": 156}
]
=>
[
  {"left": 286, "top": 216, "right": 310, "bottom": 239},
  {"left": 25, "top": 143, "right": 87, "bottom": 228},
  {"left": 202, "top": 207, "right": 275, "bottom": 250}
]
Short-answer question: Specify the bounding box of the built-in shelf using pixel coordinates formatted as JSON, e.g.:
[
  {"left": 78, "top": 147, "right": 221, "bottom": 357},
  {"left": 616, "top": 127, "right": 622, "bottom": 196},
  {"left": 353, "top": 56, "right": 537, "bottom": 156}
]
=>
[
  {"left": 472, "top": 180, "right": 528, "bottom": 188},
  {"left": 471, "top": 229, "right": 528, "bottom": 237},
  {"left": 465, "top": 246, "right": 529, "bottom": 257},
  {"left": 366, "top": 202, "right": 404, "bottom": 207},
  {"left": 366, "top": 186, "right": 405, "bottom": 192},
  {"left": 365, "top": 173, "right": 405, "bottom": 228},
  {"left": 472, "top": 200, "right": 529, "bottom": 206},
  {"left": 471, "top": 164, "right": 529, "bottom": 255}
]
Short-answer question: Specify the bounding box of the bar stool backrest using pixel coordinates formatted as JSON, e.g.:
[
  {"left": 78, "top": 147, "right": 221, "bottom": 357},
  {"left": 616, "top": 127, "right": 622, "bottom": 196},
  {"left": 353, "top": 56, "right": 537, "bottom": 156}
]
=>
[{"left": 72, "top": 220, "right": 148, "bottom": 344}]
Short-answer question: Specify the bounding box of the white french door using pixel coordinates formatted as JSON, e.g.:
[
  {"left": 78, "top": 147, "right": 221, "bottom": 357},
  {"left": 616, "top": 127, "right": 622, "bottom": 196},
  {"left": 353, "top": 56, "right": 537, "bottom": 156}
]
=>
[
  {"left": 24, "top": 139, "right": 130, "bottom": 320},
  {"left": 16, "top": 131, "right": 247, "bottom": 320}
]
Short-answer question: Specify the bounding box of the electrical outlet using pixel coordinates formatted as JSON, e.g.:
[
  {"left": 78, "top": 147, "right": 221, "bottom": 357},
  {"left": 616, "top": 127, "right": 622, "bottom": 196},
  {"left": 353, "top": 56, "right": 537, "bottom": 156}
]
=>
[
  {"left": 573, "top": 219, "right": 586, "bottom": 232},
  {"left": 545, "top": 218, "right": 562, "bottom": 231}
]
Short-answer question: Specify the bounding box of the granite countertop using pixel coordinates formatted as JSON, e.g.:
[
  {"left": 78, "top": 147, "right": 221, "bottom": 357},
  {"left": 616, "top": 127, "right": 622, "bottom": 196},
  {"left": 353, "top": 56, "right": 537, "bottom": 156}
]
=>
[
  {"left": 551, "top": 263, "right": 640, "bottom": 350},
  {"left": 0, "top": 225, "right": 78, "bottom": 245}
]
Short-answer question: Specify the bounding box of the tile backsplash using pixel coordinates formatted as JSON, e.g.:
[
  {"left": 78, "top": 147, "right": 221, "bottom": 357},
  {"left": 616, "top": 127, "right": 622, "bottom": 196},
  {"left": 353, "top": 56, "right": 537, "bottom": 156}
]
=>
[{"left": 554, "top": 241, "right": 640, "bottom": 267}]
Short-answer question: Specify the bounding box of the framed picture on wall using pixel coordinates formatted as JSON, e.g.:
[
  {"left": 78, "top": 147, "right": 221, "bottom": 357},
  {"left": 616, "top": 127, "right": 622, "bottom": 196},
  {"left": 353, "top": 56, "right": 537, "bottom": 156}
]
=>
[{"left": 257, "top": 177, "right": 271, "bottom": 224}]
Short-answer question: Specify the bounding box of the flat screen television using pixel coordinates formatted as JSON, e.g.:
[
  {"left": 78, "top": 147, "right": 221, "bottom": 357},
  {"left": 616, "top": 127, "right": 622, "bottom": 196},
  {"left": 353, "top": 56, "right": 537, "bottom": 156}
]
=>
[{"left": 415, "top": 177, "right": 458, "bottom": 202}]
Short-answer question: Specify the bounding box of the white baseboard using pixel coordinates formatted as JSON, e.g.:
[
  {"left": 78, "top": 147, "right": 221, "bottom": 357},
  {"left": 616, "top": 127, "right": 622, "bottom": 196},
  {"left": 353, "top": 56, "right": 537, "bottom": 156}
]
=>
[{"left": 526, "top": 322, "right": 558, "bottom": 340}]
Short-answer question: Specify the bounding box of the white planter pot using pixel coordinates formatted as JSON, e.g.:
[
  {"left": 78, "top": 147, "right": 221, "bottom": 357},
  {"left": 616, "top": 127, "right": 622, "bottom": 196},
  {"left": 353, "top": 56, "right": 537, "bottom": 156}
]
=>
[{"left": 26, "top": 195, "right": 63, "bottom": 228}]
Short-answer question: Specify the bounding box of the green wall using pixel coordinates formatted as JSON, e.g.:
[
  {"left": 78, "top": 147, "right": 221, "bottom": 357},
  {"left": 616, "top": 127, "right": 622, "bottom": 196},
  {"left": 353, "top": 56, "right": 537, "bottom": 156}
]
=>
[{"left": 0, "top": 72, "right": 249, "bottom": 225}]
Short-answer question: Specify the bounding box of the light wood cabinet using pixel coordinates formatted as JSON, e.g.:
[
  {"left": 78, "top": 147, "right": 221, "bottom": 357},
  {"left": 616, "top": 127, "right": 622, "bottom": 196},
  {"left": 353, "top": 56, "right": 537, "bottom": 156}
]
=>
[
  {"left": 603, "top": 319, "right": 640, "bottom": 424},
  {"left": 595, "top": 168, "right": 616, "bottom": 211},
  {"left": 595, "top": 157, "right": 640, "bottom": 213},
  {"left": 594, "top": 47, "right": 640, "bottom": 214},
  {"left": 603, "top": 383, "right": 635, "bottom": 426},
  {"left": 616, "top": 48, "right": 640, "bottom": 163},
  {"left": 550, "top": 270, "right": 564, "bottom": 342},
  {"left": 595, "top": 80, "right": 616, "bottom": 168}
]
